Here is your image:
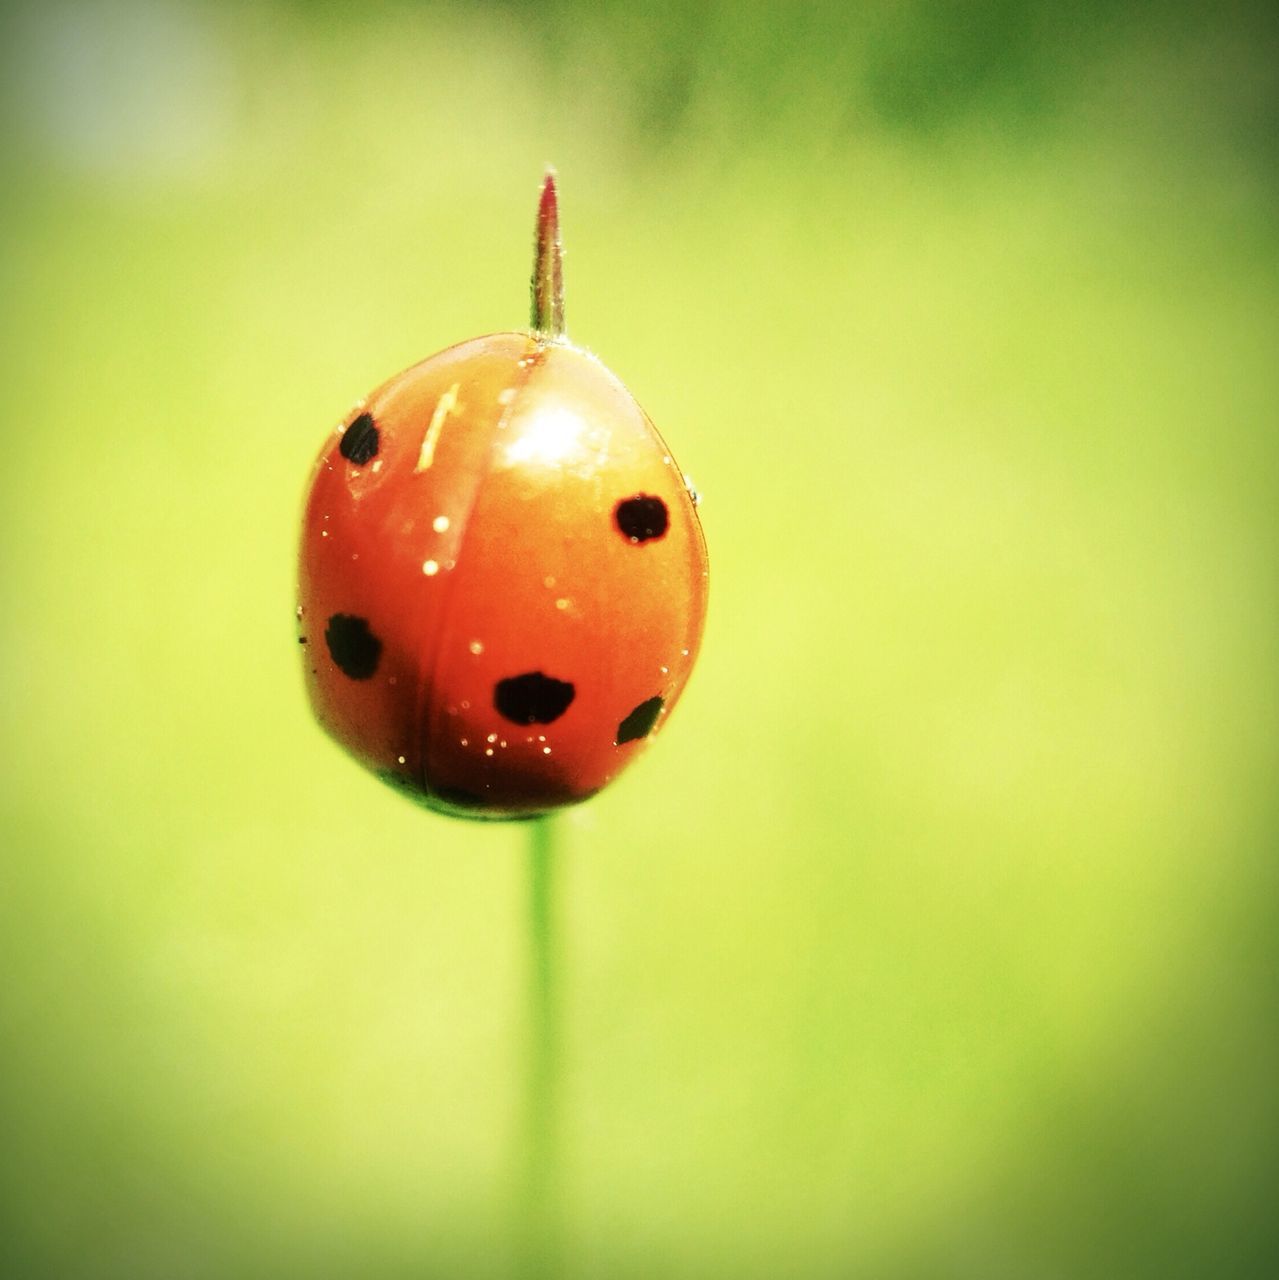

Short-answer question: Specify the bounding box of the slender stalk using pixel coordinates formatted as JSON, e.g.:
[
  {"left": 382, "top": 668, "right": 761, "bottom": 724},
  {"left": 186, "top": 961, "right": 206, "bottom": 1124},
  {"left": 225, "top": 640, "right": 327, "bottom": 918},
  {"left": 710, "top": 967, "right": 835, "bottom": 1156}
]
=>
[
  {"left": 523, "top": 814, "right": 560, "bottom": 1275},
  {"left": 523, "top": 176, "right": 565, "bottom": 1272},
  {"left": 531, "top": 170, "right": 566, "bottom": 340}
]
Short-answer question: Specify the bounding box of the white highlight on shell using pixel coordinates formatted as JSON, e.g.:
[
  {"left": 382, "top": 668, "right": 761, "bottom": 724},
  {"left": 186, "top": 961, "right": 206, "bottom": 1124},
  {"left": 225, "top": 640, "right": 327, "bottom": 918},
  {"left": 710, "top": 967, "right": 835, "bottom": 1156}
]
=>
[
  {"left": 468, "top": 640, "right": 483, "bottom": 656},
  {"left": 433, "top": 515, "right": 450, "bottom": 533},
  {"left": 416, "top": 382, "right": 461, "bottom": 471},
  {"left": 503, "top": 404, "right": 586, "bottom": 469},
  {"left": 422, "top": 559, "right": 439, "bottom": 576}
]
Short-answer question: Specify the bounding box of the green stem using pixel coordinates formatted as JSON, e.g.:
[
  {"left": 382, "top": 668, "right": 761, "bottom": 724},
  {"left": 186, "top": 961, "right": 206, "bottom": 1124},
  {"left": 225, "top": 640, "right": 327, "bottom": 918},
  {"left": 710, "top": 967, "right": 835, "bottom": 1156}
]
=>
[
  {"left": 523, "top": 814, "right": 560, "bottom": 1274},
  {"left": 531, "top": 170, "right": 566, "bottom": 340}
]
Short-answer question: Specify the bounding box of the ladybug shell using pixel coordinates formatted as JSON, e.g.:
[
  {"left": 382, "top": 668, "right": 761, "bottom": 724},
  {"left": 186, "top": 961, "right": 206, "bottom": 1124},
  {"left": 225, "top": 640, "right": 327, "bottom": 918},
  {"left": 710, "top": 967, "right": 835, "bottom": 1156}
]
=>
[{"left": 298, "top": 332, "right": 709, "bottom": 820}]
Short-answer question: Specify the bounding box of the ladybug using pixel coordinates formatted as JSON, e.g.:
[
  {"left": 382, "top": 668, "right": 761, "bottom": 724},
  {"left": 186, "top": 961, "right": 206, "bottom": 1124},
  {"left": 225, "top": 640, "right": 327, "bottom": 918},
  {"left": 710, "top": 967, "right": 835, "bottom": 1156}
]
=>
[{"left": 297, "top": 173, "right": 709, "bottom": 820}]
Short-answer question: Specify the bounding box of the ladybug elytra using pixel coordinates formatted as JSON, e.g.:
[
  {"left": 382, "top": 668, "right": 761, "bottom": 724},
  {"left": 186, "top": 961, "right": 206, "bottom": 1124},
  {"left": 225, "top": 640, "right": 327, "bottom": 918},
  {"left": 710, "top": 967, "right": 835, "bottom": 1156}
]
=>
[{"left": 297, "top": 175, "right": 708, "bottom": 820}]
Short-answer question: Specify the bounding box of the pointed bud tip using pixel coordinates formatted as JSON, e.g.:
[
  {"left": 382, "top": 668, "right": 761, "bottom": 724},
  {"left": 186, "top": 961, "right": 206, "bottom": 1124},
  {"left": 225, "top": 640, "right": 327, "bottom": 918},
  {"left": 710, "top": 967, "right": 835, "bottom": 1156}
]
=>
[
  {"left": 531, "top": 168, "right": 566, "bottom": 339},
  {"left": 538, "top": 170, "right": 559, "bottom": 229}
]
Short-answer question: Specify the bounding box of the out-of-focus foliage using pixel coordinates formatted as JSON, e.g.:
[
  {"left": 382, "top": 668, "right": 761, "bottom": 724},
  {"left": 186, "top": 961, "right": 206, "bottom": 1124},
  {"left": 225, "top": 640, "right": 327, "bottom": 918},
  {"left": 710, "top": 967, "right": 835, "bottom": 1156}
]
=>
[{"left": 1, "top": 2, "right": 1276, "bottom": 1277}]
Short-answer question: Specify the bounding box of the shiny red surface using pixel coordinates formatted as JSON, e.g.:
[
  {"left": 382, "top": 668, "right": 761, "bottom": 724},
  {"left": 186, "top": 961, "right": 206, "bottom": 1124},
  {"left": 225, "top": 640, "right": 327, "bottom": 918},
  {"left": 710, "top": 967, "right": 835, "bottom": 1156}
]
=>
[{"left": 298, "top": 332, "right": 709, "bottom": 819}]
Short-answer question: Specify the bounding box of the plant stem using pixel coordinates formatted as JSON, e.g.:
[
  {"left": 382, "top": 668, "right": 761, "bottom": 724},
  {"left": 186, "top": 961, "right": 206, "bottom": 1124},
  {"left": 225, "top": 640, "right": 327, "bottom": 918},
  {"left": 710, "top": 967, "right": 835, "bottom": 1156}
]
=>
[
  {"left": 524, "top": 173, "right": 565, "bottom": 1273},
  {"left": 531, "top": 169, "right": 566, "bottom": 340},
  {"left": 524, "top": 813, "right": 560, "bottom": 1275}
]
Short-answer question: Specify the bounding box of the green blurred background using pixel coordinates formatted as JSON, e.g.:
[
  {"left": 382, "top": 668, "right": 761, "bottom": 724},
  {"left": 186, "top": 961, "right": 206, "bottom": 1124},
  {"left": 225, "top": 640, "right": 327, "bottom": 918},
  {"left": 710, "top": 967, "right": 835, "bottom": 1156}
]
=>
[{"left": 2, "top": 1, "right": 1277, "bottom": 1276}]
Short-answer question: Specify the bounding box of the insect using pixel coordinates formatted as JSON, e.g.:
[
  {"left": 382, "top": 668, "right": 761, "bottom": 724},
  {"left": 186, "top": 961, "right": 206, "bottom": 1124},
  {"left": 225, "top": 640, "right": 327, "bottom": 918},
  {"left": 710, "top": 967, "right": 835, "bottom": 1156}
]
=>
[{"left": 296, "top": 173, "right": 709, "bottom": 820}]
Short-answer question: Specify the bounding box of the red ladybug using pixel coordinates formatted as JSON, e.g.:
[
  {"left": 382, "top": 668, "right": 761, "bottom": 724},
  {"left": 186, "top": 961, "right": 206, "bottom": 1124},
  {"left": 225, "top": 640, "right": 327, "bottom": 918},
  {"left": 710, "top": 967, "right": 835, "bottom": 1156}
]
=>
[{"left": 297, "top": 175, "right": 708, "bottom": 820}]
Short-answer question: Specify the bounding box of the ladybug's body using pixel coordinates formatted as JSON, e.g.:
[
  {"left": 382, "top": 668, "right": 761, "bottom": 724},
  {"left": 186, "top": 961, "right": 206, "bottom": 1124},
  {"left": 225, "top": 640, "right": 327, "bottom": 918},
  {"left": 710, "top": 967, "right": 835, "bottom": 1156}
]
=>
[{"left": 298, "top": 331, "right": 708, "bottom": 820}]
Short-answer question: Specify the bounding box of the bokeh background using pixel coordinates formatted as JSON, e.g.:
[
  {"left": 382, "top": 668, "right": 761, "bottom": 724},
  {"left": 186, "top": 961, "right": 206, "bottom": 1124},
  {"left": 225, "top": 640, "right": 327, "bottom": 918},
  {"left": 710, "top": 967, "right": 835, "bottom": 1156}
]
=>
[{"left": 2, "top": 1, "right": 1277, "bottom": 1276}]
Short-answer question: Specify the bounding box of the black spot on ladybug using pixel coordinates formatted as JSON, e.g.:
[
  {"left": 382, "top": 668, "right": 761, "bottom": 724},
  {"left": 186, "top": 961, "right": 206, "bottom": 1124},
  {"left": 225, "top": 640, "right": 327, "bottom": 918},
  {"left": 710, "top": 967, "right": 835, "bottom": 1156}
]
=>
[
  {"left": 615, "top": 495, "right": 668, "bottom": 543},
  {"left": 616, "top": 695, "right": 664, "bottom": 745},
  {"left": 298, "top": 636, "right": 307, "bottom": 645},
  {"left": 325, "top": 613, "right": 382, "bottom": 679},
  {"left": 339, "top": 412, "right": 379, "bottom": 465},
  {"left": 494, "top": 672, "right": 575, "bottom": 725}
]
